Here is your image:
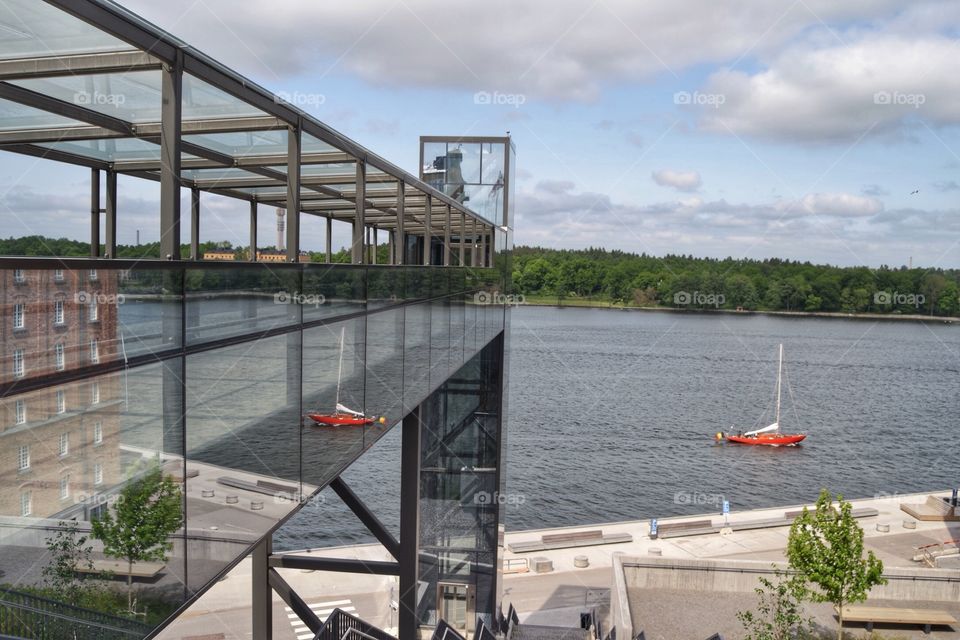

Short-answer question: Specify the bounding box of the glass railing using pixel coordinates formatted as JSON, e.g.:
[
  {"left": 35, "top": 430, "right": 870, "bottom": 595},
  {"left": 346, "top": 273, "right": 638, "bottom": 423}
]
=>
[{"left": 0, "top": 258, "right": 505, "bottom": 639}]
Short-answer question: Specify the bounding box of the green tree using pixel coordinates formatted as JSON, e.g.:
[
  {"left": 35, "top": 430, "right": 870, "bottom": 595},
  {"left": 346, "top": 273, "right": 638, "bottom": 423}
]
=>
[
  {"left": 786, "top": 489, "right": 886, "bottom": 640},
  {"left": 91, "top": 463, "right": 183, "bottom": 612},
  {"left": 737, "top": 569, "right": 810, "bottom": 640},
  {"left": 42, "top": 520, "right": 96, "bottom": 599}
]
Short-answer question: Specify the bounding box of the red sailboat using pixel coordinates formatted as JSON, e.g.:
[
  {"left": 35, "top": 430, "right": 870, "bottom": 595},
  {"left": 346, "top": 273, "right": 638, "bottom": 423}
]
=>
[
  {"left": 307, "top": 327, "right": 375, "bottom": 427},
  {"left": 721, "top": 344, "right": 806, "bottom": 446}
]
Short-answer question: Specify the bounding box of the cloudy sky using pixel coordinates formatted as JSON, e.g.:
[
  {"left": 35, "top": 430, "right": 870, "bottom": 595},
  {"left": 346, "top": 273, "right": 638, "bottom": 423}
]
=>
[{"left": 4, "top": 0, "right": 960, "bottom": 267}]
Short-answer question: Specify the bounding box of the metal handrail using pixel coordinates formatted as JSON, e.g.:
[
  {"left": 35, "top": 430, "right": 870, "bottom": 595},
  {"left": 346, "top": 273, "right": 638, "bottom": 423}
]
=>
[{"left": 0, "top": 588, "right": 152, "bottom": 639}]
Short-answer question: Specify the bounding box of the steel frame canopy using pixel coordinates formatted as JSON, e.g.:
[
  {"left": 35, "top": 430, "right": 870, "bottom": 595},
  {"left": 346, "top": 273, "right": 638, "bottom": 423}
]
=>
[{"left": 0, "top": 0, "right": 493, "bottom": 263}]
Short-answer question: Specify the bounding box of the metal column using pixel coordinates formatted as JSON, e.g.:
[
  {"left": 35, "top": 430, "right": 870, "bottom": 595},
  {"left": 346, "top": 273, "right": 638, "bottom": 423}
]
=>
[
  {"left": 190, "top": 188, "right": 200, "bottom": 260},
  {"left": 104, "top": 170, "right": 117, "bottom": 258},
  {"left": 353, "top": 160, "right": 366, "bottom": 264},
  {"left": 459, "top": 211, "right": 466, "bottom": 266},
  {"left": 159, "top": 55, "right": 182, "bottom": 260},
  {"left": 286, "top": 124, "right": 301, "bottom": 262},
  {"left": 252, "top": 537, "right": 272, "bottom": 639},
  {"left": 443, "top": 205, "right": 451, "bottom": 267},
  {"left": 423, "top": 195, "right": 432, "bottom": 266},
  {"left": 90, "top": 168, "right": 100, "bottom": 257},
  {"left": 471, "top": 218, "right": 478, "bottom": 267},
  {"left": 480, "top": 227, "right": 487, "bottom": 268},
  {"left": 325, "top": 215, "right": 332, "bottom": 263},
  {"left": 399, "top": 409, "right": 422, "bottom": 640},
  {"left": 249, "top": 201, "right": 258, "bottom": 261},
  {"left": 396, "top": 181, "right": 405, "bottom": 265}
]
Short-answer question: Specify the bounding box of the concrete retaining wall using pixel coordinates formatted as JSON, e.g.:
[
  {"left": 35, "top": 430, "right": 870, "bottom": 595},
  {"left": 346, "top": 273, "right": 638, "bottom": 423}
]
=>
[{"left": 619, "top": 556, "right": 960, "bottom": 603}]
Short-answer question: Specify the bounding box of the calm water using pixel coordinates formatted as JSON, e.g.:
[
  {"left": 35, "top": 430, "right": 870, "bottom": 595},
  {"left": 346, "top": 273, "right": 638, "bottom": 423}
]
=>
[{"left": 273, "top": 306, "right": 960, "bottom": 549}]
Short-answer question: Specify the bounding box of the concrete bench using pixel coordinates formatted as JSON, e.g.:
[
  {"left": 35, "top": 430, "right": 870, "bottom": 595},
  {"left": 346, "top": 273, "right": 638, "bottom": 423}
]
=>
[
  {"left": 784, "top": 507, "right": 879, "bottom": 521},
  {"left": 542, "top": 530, "right": 603, "bottom": 544},
  {"left": 656, "top": 519, "right": 717, "bottom": 539},
  {"left": 216, "top": 475, "right": 297, "bottom": 498},
  {"left": 507, "top": 531, "right": 633, "bottom": 553},
  {"left": 837, "top": 605, "right": 957, "bottom": 634},
  {"left": 900, "top": 496, "right": 960, "bottom": 522},
  {"left": 75, "top": 560, "right": 165, "bottom": 579}
]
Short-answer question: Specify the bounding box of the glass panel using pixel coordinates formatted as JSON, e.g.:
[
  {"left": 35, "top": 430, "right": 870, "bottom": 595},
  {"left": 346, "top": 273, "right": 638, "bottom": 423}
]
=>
[
  {"left": 430, "top": 297, "right": 450, "bottom": 392},
  {"left": 368, "top": 266, "right": 403, "bottom": 310},
  {"left": 450, "top": 294, "right": 465, "bottom": 372},
  {"left": 35, "top": 138, "right": 193, "bottom": 163},
  {"left": 185, "top": 265, "right": 299, "bottom": 345},
  {"left": 0, "top": 363, "right": 187, "bottom": 631},
  {"left": 301, "top": 263, "right": 365, "bottom": 322},
  {"left": 462, "top": 184, "right": 504, "bottom": 227},
  {"left": 364, "top": 308, "right": 403, "bottom": 446},
  {"left": 182, "top": 73, "right": 268, "bottom": 121},
  {"left": 301, "top": 319, "right": 365, "bottom": 489},
  {"left": 0, "top": 98, "right": 85, "bottom": 131},
  {"left": 185, "top": 335, "right": 302, "bottom": 591},
  {"left": 301, "top": 132, "right": 341, "bottom": 154},
  {"left": 119, "top": 266, "right": 183, "bottom": 358},
  {"left": 421, "top": 142, "right": 447, "bottom": 187},
  {"left": 481, "top": 143, "right": 506, "bottom": 185},
  {"left": 12, "top": 71, "right": 162, "bottom": 123},
  {"left": 184, "top": 128, "right": 287, "bottom": 157},
  {"left": 403, "top": 302, "right": 430, "bottom": 414},
  {"left": 0, "top": 0, "right": 134, "bottom": 59}
]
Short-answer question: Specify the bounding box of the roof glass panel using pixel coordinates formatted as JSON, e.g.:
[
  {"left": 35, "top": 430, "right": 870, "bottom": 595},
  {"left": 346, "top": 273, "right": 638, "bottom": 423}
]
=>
[
  {"left": 0, "top": 0, "right": 134, "bottom": 60},
  {"left": 182, "top": 73, "right": 267, "bottom": 121},
  {"left": 10, "top": 70, "right": 161, "bottom": 122},
  {"left": 301, "top": 132, "right": 339, "bottom": 154},
  {"left": 35, "top": 138, "right": 201, "bottom": 163},
  {"left": 181, "top": 167, "right": 274, "bottom": 181},
  {"left": 184, "top": 129, "right": 286, "bottom": 157},
  {"left": 0, "top": 97, "right": 85, "bottom": 130}
]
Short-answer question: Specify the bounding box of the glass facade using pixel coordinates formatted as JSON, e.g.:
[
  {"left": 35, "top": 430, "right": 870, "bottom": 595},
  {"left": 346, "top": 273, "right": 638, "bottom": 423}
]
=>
[{"left": 0, "top": 259, "right": 506, "bottom": 638}]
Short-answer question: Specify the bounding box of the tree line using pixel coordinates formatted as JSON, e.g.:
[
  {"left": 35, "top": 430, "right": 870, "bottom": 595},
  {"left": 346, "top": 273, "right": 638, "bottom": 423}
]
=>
[{"left": 511, "top": 246, "right": 960, "bottom": 316}]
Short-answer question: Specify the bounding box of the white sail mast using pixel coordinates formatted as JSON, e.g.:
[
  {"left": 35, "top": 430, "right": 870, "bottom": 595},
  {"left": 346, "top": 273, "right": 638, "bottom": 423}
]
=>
[
  {"left": 775, "top": 343, "right": 783, "bottom": 429},
  {"left": 335, "top": 327, "right": 345, "bottom": 408}
]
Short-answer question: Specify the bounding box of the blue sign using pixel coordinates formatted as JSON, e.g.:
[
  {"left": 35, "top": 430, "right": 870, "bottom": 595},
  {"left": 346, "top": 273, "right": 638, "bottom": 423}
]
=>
[
  {"left": 650, "top": 518, "right": 658, "bottom": 537},
  {"left": 722, "top": 500, "right": 730, "bottom": 515}
]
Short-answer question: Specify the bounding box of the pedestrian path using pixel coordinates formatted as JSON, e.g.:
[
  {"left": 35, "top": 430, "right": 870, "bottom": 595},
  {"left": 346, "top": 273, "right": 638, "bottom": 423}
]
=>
[{"left": 285, "top": 599, "right": 356, "bottom": 640}]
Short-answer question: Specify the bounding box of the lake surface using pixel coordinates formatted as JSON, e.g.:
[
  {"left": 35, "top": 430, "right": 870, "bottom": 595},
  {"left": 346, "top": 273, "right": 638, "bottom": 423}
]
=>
[{"left": 269, "top": 306, "right": 960, "bottom": 549}]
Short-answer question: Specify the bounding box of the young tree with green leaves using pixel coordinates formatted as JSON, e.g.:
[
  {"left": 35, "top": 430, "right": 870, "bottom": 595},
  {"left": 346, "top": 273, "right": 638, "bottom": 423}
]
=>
[
  {"left": 737, "top": 569, "right": 810, "bottom": 640},
  {"left": 787, "top": 489, "right": 886, "bottom": 640},
  {"left": 42, "top": 520, "right": 95, "bottom": 599},
  {"left": 91, "top": 463, "right": 183, "bottom": 612}
]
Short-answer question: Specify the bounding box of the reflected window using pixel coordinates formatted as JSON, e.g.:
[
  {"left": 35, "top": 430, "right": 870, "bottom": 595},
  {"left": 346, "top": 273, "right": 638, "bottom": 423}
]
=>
[
  {"left": 13, "top": 269, "right": 25, "bottom": 284},
  {"left": 89, "top": 339, "right": 99, "bottom": 364},
  {"left": 20, "top": 491, "right": 31, "bottom": 516},
  {"left": 56, "top": 389, "right": 66, "bottom": 414},
  {"left": 13, "top": 303, "right": 24, "bottom": 330},
  {"left": 59, "top": 432, "right": 69, "bottom": 457},
  {"left": 94, "top": 463, "right": 103, "bottom": 485},
  {"left": 59, "top": 474, "right": 70, "bottom": 500},
  {"left": 15, "top": 399, "right": 26, "bottom": 425},
  {"left": 93, "top": 421, "right": 102, "bottom": 444},
  {"left": 17, "top": 445, "right": 29, "bottom": 471},
  {"left": 90, "top": 382, "right": 100, "bottom": 405},
  {"left": 13, "top": 348, "right": 24, "bottom": 378},
  {"left": 54, "top": 269, "right": 64, "bottom": 282},
  {"left": 88, "top": 301, "right": 98, "bottom": 322},
  {"left": 89, "top": 269, "right": 98, "bottom": 281},
  {"left": 55, "top": 342, "right": 65, "bottom": 370},
  {"left": 54, "top": 300, "right": 64, "bottom": 325}
]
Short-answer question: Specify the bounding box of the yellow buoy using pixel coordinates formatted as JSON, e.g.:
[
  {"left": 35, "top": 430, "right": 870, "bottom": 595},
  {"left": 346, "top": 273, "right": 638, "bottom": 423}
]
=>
[
  {"left": 379, "top": 416, "right": 387, "bottom": 424},
  {"left": 715, "top": 432, "right": 724, "bottom": 441}
]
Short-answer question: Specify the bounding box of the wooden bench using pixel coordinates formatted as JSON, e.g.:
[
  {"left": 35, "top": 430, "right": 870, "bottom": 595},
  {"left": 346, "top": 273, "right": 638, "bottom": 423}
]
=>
[
  {"left": 901, "top": 495, "right": 960, "bottom": 522},
  {"left": 542, "top": 530, "right": 603, "bottom": 545},
  {"left": 784, "top": 507, "right": 879, "bottom": 521},
  {"left": 75, "top": 560, "right": 165, "bottom": 579},
  {"left": 837, "top": 605, "right": 957, "bottom": 634},
  {"left": 656, "top": 519, "right": 717, "bottom": 539},
  {"left": 507, "top": 530, "right": 633, "bottom": 553}
]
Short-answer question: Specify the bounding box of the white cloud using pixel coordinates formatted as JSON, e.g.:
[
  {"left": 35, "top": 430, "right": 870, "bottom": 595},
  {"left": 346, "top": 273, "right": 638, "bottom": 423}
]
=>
[
  {"left": 796, "top": 193, "right": 883, "bottom": 217},
  {"left": 652, "top": 169, "right": 702, "bottom": 192},
  {"left": 700, "top": 33, "right": 960, "bottom": 142},
  {"left": 118, "top": 0, "right": 917, "bottom": 102}
]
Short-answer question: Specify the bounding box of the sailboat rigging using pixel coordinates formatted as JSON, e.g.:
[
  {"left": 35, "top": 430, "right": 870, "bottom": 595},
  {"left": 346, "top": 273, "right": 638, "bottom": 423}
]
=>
[
  {"left": 721, "top": 344, "right": 806, "bottom": 446},
  {"left": 307, "top": 327, "right": 376, "bottom": 427}
]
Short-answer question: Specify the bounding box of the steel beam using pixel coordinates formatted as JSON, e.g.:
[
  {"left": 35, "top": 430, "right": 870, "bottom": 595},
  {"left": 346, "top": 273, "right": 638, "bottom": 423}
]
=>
[
  {"left": 396, "top": 181, "right": 405, "bottom": 265},
  {"left": 105, "top": 170, "right": 117, "bottom": 258},
  {"left": 1, "top": 143, "right": 110, "bottom": 170},
  {"left": 0, "top": 82, "right": 134, "bottom": 136},
  {"left": 0, "top": 50, "right": 160, "bottom": 80},
  {"left": 424, "top": 195, "right": 432, "bottom": 266},
  {"left": 249, "top": 201, "right": 258, "bottom": 261},
  {"left": 352, "top": 161, "right": 365, "bottom": 264},
  {"left": 269, "top": 555, "right": 400, "bottom": 576},
  {"left": 286, "top": 124, "right": 301, "bottom": 262},
  {"left": 190, "top": 188, "right": 200, "bottom": 260},
  {"left": 268, "top": 568, "right": 322, "bottom": 635},
  {"left": 459, "top": 211, "right": 466, "bottom": 266},
  {"left": 399, "top": 409, "right": 422, "bottom": 640},
  {"left": 159, "top": 57, "right": 182, "bottom": 260},
  {"left": 325, "top": 216, "right": 332, "bottom": 263},
  {"left": 90, "top": 169, "right": 100, "bottom": 257},
  {"left": 252, "top": 537, "right": 272, "bottom": 640},
  {"left": 444, "top": 204, "right": 451, "bottom": 267},
  {"left": 330, "top": 477, "right": 400, "bottom": 560}
]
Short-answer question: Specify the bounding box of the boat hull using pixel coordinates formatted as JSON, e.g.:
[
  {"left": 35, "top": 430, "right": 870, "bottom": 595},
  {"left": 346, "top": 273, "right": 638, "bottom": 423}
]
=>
[
  {"left": 307, "top": 413, "right": 373, "bottom": 427},
  {"left": 726, "top": 433, "right": 806, "bottom": 446}
]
